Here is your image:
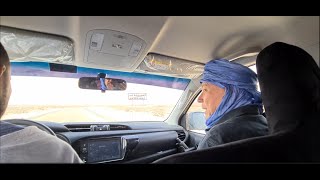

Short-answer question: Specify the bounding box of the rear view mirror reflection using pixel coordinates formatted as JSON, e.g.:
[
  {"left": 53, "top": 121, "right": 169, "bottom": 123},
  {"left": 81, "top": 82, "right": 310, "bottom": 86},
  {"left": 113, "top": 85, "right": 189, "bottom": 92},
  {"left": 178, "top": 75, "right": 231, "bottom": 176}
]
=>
[{"left": 79, "top": 77, "right": 127, "bottom": 92}]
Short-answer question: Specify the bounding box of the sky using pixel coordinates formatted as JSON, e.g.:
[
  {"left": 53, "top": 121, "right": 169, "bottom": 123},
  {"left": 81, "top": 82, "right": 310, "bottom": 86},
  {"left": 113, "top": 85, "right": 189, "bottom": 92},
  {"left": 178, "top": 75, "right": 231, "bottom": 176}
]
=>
[{"left": 8, "top": 64, "right": 258, "bottom": 106}]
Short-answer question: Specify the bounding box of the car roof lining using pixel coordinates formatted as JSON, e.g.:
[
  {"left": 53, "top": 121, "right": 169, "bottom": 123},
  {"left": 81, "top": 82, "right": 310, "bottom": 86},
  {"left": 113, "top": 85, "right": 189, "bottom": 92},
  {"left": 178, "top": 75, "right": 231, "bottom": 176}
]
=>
[{"left": 1, "top": 16, "right": 318, "bottom": 71}]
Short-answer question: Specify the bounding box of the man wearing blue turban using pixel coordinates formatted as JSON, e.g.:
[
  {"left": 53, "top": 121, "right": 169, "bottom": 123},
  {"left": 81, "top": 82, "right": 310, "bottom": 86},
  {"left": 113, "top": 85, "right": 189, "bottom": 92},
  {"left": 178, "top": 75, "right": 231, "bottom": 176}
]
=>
[{"left": 197, "top": 59, "right": 268, "bottom": 149}]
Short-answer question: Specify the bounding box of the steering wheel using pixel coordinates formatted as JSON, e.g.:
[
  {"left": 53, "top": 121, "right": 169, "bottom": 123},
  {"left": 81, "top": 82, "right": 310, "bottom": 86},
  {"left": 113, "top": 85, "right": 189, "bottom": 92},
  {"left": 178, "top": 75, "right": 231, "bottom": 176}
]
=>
[{"left": 4, "top": 119, "right": 56, "bottom": 136}]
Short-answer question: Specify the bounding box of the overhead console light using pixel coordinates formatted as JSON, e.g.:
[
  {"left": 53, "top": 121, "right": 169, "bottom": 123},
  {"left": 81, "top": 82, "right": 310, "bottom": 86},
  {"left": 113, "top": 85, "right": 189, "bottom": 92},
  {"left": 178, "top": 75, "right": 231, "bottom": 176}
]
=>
[
  {"left": 135, "top": 53, "right": 204, "bottom": 79},
  {"left": 0, "top": 26, "right": 74, "bottom": 64},
  {"left": 83, "top": 29, "right": 146, "bottom": 70}
]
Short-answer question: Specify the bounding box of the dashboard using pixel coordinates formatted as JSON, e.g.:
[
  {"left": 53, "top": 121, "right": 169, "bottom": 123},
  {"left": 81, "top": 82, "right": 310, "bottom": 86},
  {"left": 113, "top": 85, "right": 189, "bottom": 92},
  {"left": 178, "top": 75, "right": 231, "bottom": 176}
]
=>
[{"left": 43, "top": 121, "right": 187, "bottom": 164}]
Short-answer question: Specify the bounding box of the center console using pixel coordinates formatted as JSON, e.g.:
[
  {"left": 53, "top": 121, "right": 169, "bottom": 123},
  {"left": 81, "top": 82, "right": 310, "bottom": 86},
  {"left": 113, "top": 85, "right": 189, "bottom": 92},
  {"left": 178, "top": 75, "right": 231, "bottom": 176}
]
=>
[
  {"left": 71, "top": 131, "right": 178, "bottom": 164},
  {"left": 77, "top": 137, "right": 127, "bottom": 163}
]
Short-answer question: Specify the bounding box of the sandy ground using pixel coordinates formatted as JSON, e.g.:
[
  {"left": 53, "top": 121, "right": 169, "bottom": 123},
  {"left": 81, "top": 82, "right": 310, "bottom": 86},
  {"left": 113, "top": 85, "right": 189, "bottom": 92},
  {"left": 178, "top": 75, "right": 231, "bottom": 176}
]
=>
[{"left": 2, "top": 105, "right": 176, "bottom": 123}]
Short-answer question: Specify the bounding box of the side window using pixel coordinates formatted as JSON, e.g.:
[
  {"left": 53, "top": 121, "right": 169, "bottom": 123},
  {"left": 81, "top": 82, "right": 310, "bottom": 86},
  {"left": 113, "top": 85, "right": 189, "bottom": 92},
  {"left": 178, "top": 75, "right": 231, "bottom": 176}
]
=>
[
  {"left": 248, "top": 64, "right": 257, "bottom": 72},
  {"left": 185, "top": 93, "right": 206, "bottom": 134},
  {"left": 248, "top": 64, "right": 260, "bottom": 92}
]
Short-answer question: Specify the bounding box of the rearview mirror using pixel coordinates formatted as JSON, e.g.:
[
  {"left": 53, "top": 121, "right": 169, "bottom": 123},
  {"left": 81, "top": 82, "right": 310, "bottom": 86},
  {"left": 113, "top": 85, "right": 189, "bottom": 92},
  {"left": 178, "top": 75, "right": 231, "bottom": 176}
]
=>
[{"left": 79, "top": 77, "right": 127, "bottom": 92}]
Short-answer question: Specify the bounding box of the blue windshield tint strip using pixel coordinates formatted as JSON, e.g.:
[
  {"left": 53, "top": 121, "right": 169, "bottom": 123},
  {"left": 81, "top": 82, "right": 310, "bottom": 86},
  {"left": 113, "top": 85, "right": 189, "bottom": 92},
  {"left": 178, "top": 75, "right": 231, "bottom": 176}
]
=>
[{"left": 11, "top": 62, "right": 190, "bottom": 90}]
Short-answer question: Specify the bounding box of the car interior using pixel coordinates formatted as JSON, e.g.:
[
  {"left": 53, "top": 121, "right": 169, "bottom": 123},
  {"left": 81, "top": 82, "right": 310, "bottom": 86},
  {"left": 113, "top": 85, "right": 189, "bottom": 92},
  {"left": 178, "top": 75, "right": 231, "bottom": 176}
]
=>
[{"left": 0, "top": 16, "right": 319, "bottom": 163}]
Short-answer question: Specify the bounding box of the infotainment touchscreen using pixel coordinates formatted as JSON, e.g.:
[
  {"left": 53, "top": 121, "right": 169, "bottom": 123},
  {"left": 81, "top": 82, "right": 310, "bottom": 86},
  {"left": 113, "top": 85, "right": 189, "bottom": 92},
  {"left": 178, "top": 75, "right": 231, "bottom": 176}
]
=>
[{"left": 87, "top": 138, "right": 122, "bottom": 163}]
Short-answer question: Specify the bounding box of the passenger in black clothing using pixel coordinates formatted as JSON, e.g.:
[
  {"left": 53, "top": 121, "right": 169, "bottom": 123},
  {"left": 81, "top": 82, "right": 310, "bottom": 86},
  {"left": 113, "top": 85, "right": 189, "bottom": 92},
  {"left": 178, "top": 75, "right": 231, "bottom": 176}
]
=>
[{"left": 197, "top": 59, "right": 268, "bottom": 149}]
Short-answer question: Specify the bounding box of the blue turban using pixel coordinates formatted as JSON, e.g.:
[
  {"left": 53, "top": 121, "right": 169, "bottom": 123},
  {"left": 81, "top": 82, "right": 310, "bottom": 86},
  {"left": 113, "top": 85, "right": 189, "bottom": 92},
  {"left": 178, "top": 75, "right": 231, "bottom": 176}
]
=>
[{"left": 200, "top": 59, "right": 262, "bottom": 128}]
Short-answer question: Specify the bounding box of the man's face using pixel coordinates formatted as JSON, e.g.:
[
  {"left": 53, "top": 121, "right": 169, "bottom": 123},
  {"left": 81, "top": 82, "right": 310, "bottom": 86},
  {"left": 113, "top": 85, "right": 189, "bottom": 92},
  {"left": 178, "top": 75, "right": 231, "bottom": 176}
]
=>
[
  {"left": 105, "top": 79, "right": 114, "bottom": 89},
  {"left": 197, "top": 83, "right": 225, "bottom": 120},
  {"left": 105, "top": 78, "right": 112, "bottom": 84},
  {"left": 0, "top": 62, "right": 12, "bottom": 118}
]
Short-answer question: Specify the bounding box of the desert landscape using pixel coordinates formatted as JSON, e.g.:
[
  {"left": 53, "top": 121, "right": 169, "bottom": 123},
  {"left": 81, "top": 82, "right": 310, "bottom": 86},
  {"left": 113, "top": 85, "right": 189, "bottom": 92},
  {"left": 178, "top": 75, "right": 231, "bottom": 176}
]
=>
[{"left": 3, "top": 105, "right": 178, "bottom": 123}]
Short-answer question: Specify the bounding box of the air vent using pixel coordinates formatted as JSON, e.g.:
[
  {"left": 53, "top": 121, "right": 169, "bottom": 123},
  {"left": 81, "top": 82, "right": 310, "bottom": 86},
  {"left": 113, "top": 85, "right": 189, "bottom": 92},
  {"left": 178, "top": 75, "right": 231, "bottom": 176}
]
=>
[
  {"left": 177, "top": 130, "right": 186, "bottom": 141},
  {"left": 65, "top": 124, "right": 91, "bottom": 132},
  {"left": 110, "top": 125, "right": 130, "bottom": 130}
]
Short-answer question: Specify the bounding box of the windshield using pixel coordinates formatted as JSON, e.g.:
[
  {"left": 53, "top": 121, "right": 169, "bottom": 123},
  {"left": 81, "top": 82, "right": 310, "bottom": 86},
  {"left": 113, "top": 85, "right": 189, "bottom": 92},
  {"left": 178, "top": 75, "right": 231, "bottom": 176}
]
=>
[{"left": 3, "top": 62, "right": 190, "bottom": 123}]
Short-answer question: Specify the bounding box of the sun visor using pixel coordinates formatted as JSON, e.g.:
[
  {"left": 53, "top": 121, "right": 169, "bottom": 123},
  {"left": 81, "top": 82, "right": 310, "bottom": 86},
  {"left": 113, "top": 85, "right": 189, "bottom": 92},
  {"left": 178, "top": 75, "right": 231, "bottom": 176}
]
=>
[
  {"left": 135, "top": 53, "right": 204, "bottom": 79},
  {"left": 0, "top": 26, "right": 74, "bottom": 64}
]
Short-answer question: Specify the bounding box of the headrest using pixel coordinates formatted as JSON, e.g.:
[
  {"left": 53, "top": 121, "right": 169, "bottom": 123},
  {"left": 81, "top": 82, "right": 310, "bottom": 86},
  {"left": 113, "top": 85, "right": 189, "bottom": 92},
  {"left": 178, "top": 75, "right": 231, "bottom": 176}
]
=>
[{"left": 256, "top": 42, "right": 320, "bottom": 134}]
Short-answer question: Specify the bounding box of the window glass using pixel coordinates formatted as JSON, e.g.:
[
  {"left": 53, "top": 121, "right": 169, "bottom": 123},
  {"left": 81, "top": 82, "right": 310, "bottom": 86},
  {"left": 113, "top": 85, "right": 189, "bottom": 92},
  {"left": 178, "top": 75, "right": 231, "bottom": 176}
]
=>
[
  {"left": 185, "top": 93, "right": 206, "bottom": 134},
  {"left": 249, "top": 64, "right": 260, "bottom": 92}
]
